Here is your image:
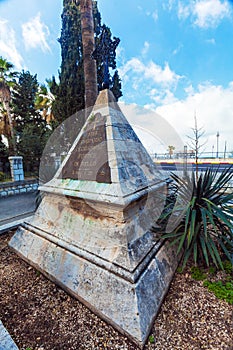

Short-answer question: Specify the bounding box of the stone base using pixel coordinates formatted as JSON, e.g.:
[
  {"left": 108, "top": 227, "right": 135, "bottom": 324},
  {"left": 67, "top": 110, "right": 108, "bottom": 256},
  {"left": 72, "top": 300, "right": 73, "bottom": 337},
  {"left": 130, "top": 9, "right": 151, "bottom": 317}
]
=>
[{"left": 9, "top": 222, "right": 179, "bottom": 348}]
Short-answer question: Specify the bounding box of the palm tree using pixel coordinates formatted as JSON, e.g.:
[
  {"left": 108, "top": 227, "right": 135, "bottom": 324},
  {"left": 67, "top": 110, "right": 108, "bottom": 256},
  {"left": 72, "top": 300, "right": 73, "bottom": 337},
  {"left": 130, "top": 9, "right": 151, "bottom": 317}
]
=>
[
  {"left": 80, "top": 0, "right": 98, "bottom": 111},
  {"left": 35, "top": 82, "right": 55, "bottom": 124},
  {"left": 0, "top": 57, "right": 17, "bottom": 154},
  {"left": 168, "top": 145, "right": 175, "bottom": 159}
]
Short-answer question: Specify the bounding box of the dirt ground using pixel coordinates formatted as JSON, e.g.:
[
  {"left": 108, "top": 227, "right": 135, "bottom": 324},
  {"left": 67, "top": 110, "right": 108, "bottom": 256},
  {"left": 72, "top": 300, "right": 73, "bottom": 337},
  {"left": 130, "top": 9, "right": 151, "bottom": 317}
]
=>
[{"left": 0, "top": 230, "right": 232, "bottom": 350}]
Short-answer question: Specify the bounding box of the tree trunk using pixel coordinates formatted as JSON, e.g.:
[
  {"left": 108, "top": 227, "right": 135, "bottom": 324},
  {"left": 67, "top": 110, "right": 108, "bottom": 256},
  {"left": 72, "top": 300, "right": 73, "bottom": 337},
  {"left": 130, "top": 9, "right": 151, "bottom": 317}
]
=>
[
  {"left": 3, "top": 100, "right": 16, "bottom": 155},
  {"left": 80, "top": 0, "right": 98, "bottom": 112},
  {"left": 0, "top": 82, "right": 16, "bottom": 155}
]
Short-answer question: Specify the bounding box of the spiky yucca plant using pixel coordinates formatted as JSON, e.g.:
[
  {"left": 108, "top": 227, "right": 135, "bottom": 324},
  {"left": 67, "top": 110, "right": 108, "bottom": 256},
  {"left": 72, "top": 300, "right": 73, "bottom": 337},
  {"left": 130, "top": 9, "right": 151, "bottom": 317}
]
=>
[{"left": 160, "top": 166, "right": 233, "bottom": 270}]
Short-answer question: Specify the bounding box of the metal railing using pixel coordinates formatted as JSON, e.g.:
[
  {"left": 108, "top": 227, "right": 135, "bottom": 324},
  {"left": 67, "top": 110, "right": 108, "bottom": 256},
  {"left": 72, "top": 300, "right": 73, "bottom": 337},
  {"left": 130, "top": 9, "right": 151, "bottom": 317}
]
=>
[{"left": 152, "top": 151, "right": 233, "bottom": 160}]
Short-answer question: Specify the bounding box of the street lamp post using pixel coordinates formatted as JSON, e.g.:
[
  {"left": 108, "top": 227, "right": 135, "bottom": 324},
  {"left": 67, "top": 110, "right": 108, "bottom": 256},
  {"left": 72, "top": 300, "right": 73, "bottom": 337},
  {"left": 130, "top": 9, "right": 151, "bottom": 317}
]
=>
[
  {"left": 216, "top": 131, "right": 219, "bottom": 158},
  {"left": 224, "top": 141, "right": 227, "bottom": 159}
]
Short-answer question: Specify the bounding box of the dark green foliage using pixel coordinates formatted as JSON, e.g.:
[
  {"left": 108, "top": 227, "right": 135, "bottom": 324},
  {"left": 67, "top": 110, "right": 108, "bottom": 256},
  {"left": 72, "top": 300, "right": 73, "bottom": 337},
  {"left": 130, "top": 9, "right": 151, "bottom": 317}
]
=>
[
  {"left": 94, "top": 23, "right": 122, "bottom": 97},
  {"left": 51, "top": 0, "right": 85, "bottom": 123},
  {"left": 17, "top": 124, "right": 51, "bottom": 174},
  {"left": 12, "top": 71, "right": 50, "bottom": 174},
  {"left": 160, "top": 167, "right": 233, "bottom": 270},
  {"left": 203, "top": 279, "right": 233, "bottom": 304},
  {"left": 111, "top": 70, "right": 123, "bottom": 100},
  {"left": 190, "top": 266, "right": 207, "bottom": 281},
  {"left": 52, "top": 0, "right": 122, "bottom": 124},
  {"left": 223, "top": 260, "right": 233, "bottom": 275},
  {"left": 148, "top": 335, "right": 155, "bottom": 344},
  {"left": 12, "top": 72, "right": 39, "bottom": 114},
  {"left": 189, "top": 262, "right": 233, "bottom": 304},
  {"left": 92, "top": 0, "right": 101, "bottom": 35},
  {"left": 13, "top": 71, "right": 45, "bottom": 130},
  {"left": 208, "top": 266, "right": 216, "bottom": 275}
]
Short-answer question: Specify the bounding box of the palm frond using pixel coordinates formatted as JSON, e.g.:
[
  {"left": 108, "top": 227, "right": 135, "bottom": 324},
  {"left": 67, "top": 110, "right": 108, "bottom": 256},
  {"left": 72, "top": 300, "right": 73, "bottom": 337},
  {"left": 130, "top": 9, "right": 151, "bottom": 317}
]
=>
[{"left": 157, "top": 166, "right": 233, "bottom": 270}]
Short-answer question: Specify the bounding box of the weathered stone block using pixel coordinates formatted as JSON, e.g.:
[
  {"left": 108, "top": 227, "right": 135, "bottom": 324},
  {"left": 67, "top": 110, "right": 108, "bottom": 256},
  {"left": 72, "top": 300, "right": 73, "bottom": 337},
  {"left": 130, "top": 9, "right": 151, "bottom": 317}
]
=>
[
  {"left": 10, "top": 226, "right": 178, "bottom": 347},
  {"left": 9, "top": 89, "right": 179, "bottom": 348}
]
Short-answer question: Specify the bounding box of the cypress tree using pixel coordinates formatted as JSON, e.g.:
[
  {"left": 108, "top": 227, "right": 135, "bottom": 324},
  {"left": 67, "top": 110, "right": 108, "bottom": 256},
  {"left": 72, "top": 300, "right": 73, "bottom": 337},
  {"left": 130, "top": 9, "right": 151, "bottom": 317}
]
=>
[
  {"left": 51, "top": 0, "right": 122, "bottom": 124},
  {"left": 13, "top": 71, "right": 41, "bottom": 129},
  {"left": 51, "top": 0, "right": 84, "bottom": 123},
  {"left": 111, "top": 70, "right": 123, "bottom": 101}
]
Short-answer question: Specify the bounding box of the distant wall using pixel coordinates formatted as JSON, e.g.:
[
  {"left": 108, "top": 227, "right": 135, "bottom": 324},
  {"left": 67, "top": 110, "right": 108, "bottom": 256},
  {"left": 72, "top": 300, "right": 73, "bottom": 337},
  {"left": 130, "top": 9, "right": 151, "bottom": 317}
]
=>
[{"left": 0, "top": 179, "right": 38, "bottom": 198}]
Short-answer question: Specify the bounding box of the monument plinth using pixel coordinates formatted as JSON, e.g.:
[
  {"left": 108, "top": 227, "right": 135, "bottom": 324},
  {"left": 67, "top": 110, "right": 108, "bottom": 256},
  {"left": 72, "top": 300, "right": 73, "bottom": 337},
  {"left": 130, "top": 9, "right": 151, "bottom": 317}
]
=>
[{"left": 9, "top": 90, "right": 179, "bottom": 348}]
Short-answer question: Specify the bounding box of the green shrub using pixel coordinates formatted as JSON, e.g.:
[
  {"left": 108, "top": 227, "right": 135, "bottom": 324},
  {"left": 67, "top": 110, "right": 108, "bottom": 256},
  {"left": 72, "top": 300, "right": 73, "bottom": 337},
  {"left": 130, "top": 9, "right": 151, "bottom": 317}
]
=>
[
  {"left": 223, "top": 260, "right": 233, "bottom": 275},
  {"left": 189, "top": 264, "right": 233, "bottom": 304},
  {"left": 208, "top": 266, "right": 216, "bottom": 275},
  {"left": 190, "top": 266, "right": 207, "bottom": 281},
  {"left": 160, "top": 166, "right": 233, "bottom": 270},
  {"left": 203, "top": 279, "right": 233, "bottom": 304},
  {"left": 148, "top": 335, "right": 155, "bottom": 344}
]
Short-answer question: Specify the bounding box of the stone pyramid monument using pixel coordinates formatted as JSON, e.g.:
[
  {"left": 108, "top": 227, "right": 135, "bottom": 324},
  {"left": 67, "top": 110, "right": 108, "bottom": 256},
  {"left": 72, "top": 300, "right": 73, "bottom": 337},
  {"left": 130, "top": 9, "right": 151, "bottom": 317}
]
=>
[{"left": 9, "top": 89, "right": 179, "bottom": 348}]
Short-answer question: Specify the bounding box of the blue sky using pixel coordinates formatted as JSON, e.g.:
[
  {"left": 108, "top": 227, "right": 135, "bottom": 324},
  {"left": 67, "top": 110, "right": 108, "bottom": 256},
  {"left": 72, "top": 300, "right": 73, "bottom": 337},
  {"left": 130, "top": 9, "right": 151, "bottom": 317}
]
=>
[{"left": 0, "top": 0, "right": 233, "bottom": 155}]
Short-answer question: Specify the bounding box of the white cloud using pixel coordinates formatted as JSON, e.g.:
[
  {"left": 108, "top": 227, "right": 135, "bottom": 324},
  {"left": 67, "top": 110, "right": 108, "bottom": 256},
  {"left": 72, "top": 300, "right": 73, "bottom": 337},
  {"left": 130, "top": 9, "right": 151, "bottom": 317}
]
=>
[
  {"left": 22, "top": 13, "right": 51, "bottom": 53},
  {"left": 177, "top": 0, "right": 231, "bottom": 28},
  {"left": 119, "top": 102, "right": 184, "bottom": 154},
  {"left": 116, "top": 46, "right": 125, "bottom": 64},
  {"left": 172, "top": 42, "right": 183, "bottom": 55},
  {"left": 119, "top": 57, "right": 181, "bottom": 87},
  {"left": 206, "top": 38, "right": 216, "bottom": 44},
  {"left": 178, "top": 2, "right": 190, "bottom": 20},
  {"left": 152, "top": 11, "right": 158, "bottom": 22},
  {"left": 194, "top": 0, "right": 231, "bottom": 28},
  {"left": 163, "top": 0, "right": 176, "bottom": 12},
  {"left": 144, "top": 9, "right": 158, "bottom": 22},
  {"left": 0, "top": 19, "right": 23, "bottom": 69},
  {"left": 118, "top": 54, "right": 183, "bottom": 111},
  {"left": 156, "top": 82, "right": 233, "bottom": 152},
  {"left": 147, "top": 61, "right": 181, "bottom": 85},
  {"left": 150, "top": 88, "right": 178, "bottom": 105},
  {"left": 141, "top": 41, "right": 150, "bottom": 56}
]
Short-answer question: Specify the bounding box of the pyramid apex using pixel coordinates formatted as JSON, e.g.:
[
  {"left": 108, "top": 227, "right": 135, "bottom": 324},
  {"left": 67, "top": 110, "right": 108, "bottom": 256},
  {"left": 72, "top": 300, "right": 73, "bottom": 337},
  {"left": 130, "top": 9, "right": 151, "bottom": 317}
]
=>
[
  {"left": 94, "top": 89, "right": 119, "bottom": 109},
  {"left": 41, "top": 87, "right": 164, "bottom": 201}
]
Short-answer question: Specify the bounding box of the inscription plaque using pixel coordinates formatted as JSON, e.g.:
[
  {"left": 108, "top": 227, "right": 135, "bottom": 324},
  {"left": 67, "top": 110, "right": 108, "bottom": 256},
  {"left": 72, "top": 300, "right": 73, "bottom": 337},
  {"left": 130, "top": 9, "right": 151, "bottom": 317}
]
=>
[{"left": 59, "top": 113, "right": 111, "bottom": 183}]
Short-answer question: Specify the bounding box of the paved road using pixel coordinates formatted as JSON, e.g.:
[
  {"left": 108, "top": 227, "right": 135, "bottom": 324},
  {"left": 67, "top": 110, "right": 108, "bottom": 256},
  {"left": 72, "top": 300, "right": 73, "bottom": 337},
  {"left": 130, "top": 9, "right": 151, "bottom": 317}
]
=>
[
  {"left": 0, "top": 192, "right": 37, "bottom": 224},
  {"left": 157, "top": 162, "right": 233, "bottom": 172}
]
